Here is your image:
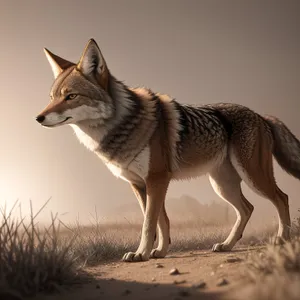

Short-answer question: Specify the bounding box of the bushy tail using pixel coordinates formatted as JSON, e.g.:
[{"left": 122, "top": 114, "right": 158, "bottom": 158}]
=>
[{"left": 264, "top": 115, "right": 300, "bottom": 179}]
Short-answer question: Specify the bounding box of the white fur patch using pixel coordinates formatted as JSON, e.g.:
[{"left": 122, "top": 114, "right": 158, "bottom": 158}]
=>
[
  {"left": 105, "top": 162, "right": 123, "bottom": 178},
  {"left": 105, "top": 146, "right": 150, "bottom": 183},
  {"left": 70, "top": 124, "right": 103, "bottom": 151},
  {"left": 41, "top": 105, "right": 103, "bottom": 127},
  {"left": 128, "top": 146, "right": 150, "bottom": 179},
  {"left": 42, "top": 112, "right": 67, "bottom": 126},
  {"left": 64, "top": 105, "right": 103, "bottom": 123}
]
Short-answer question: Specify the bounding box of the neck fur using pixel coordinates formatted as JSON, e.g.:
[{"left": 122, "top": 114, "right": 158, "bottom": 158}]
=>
[{"left": 69, "top": 75, "right": 137, "bottom": 152}]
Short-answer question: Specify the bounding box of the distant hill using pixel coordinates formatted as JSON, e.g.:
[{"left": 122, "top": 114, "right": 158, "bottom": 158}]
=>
[{"left": 103, "top": 194, "right": 235, "bottom": 224}]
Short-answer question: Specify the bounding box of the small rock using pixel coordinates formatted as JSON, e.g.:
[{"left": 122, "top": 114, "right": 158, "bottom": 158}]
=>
[
  {"left": 226, "top": 256, "right": 242, "bottom": 263},
  {"left": 192, "top": 281, "right": 206, "bottom": 289},
  {"left": 216, "top": 278, "right": 229, "bottom": 286},
  {"left": 178, "top": 289, "right": 190, "bottom": 297},
  {"left": 174, "top": 279, "right": 187, "bottom": 285},
  {"left": 151, "top": 277, "right": 156, "bottom": 282},
  {"left": 122, "top": 289, "right": 131, "bottom": 296},
  {"left": 169, "top": 268, "right": 180, "bottom": 275},
  {"left": 96, "top": 284, "right": 101, "bottom": 289},
  {"left": 156, "top": 263, "right": 164, "bottom": 268}
]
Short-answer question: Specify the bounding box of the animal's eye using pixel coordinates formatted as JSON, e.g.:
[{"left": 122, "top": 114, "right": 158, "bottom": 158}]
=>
[{"left": 65, "top": 94, "right": 77, "bottom": 101}]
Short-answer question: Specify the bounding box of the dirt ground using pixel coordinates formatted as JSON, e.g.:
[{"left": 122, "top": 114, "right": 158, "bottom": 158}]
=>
[{"left": 37, "top": 246, "right": 260, "bottom": 300}]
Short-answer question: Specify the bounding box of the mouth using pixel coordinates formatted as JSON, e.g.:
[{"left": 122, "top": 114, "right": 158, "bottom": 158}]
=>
[{"left": 42, "top": 117, "right": 72, "bottom": 127}]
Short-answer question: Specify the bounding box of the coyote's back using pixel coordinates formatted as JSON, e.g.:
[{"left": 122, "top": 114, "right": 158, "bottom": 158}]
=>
[{"left": 36, "top": 39, "right": 300, "bottom": 262}]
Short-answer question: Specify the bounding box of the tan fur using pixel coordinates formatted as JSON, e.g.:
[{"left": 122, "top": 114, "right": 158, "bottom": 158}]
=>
[
  {"left": 44, "top": 48, "right": 75, "bottom": 78},
  {"left": 230, "top": 118, "right": 290, "bottom": 241},
  {"left": 36, "top": 39, "right": 300, "bottom": 262}
]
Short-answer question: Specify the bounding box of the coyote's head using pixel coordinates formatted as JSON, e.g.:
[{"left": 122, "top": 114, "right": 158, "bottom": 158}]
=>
[{"left": 36, "top": 39, "right": 114, "bottom": 127}]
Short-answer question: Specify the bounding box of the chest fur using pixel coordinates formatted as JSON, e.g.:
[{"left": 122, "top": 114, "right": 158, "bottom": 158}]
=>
[
  {"left": 71, "top": 124, "right": 102, "bottom": 151},
  {"left": 71, "top": 123, "right": 152, "bottom": 183},
  {"left": 104, "top": 146, "right": 150, "bottom": 184}
]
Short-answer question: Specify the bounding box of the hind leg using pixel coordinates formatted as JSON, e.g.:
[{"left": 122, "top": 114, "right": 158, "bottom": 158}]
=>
[
  {"left": 209, "top": 158, "right": 254, "bottom": 252},
  {"left": 230, "top": 150, "right": 291, "bottom": 244},
  {"left": 272, "top": 188, "right": 290, "bottom": 243}
]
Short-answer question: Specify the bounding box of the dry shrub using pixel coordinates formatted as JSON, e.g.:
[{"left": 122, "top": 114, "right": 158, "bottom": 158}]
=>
[
  {"left": 0, "top": 200, "right": 87, "bottom": 297},
  {"left": 246, "top": 238, "right": 300, "bottom": 279},
  {"left": 232, "top": 212, "right": 300, "bottom": 300}
]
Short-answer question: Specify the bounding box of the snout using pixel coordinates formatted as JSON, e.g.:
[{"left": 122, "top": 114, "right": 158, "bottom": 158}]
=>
[{"left": 35, "top": 111, "right": 72, "bottom": 127}]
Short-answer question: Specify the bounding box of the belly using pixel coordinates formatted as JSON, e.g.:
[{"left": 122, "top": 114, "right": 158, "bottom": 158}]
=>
[{"left": 172, "top": 148, "right": 227, "bottom": 180}]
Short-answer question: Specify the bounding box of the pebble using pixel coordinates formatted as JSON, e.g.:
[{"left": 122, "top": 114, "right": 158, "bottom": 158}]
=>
[
  {"left": 216, "top": 278, "right": 229, "bottom": 286},
  {"left": 169, "top": 268, "right": 180, "bottom": 275},
  {"left": 192, "top": 281, "right": 206, "bottom": 289},
  {"left": 226, "top": 256, "right": 242, "bottom": 263},
  {"left": 174, "top": 279, "right": 187, "bottom": 285}
]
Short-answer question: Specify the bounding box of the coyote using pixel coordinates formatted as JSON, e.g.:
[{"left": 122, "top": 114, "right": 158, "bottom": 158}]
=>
[{"left": 36, "top": 39, "right": 300, "bottom": 262}]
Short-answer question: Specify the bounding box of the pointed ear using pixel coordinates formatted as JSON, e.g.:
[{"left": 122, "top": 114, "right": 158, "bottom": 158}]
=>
[
  {"left": 44, "top": 48, "right": 75, "bottom": 79},
  {"left": 77, "top": 39, "right": 109, "bottom": 90}
]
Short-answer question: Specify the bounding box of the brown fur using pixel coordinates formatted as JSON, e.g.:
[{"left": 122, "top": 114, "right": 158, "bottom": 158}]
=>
[{"left": 37, "top": 39, "right": 300, "bottom": 262}]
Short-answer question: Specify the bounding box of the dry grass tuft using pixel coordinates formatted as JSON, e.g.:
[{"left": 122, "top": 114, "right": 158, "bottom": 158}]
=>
[
  {"left": 2, "top": 198, "right": 299, "bottom": 299},
  {"left": 246, "top": 238, "right": 300, "bottom": 279},
  {"left": 232, "top": 212, "right": 300, "bottom": 300},
  {"left": 65, "top": 219, "right": 275, "bottom": 266},
  {"left": 233, "top": 239, "right": 300, "bottom": 300},
  {"left": 0, "top": 200, "right": 88, "bottom": 297},
  {"left": 246, "top": 212, "right": 300, "bottom": 280}
]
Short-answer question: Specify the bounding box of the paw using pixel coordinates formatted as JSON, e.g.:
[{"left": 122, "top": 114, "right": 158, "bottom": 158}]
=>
[
  {"left": 122, "top": 252, "right": 149, "bottom": 262},
  {"left": 150, "top": 248, "right": 167, "bottom": 259},
  {"left": 212, "top": 243, "right": 232, "bottom": 252}
]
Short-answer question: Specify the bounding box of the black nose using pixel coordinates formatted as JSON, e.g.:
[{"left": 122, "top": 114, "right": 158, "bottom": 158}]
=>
[{"left": 36, "top": 115, "right": 45, "bottom": 123}]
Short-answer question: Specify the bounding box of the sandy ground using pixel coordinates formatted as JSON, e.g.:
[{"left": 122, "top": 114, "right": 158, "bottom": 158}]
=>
[{"left": 37, "top": 246, "right": 260, "bottom": 300}]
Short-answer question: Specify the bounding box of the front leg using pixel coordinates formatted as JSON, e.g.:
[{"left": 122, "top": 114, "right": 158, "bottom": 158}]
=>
[
  {"left": 150, "top": 203, "right": 171, "bottom": 259},
  {"left": 131, "top": 183, "right": 162, "bottom": 244},
  {"left": 122, "top": 172, "right": 170, "bottom": 262},
  {"left": 130, "top": 183, "right": 146, "bottom": 215}
]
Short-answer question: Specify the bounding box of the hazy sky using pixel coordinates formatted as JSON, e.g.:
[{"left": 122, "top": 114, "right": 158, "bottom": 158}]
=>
[{"left": 1, "top": 0, "right": 300, "bottom": 223}]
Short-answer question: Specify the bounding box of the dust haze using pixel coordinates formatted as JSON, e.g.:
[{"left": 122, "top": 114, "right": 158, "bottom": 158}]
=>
[{"left": 0, "top": 0, "right": 300, "bottom": 225}]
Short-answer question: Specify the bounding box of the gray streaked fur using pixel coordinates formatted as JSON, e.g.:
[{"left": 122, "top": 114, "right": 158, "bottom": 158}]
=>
[{"left": 37, "top": 39, "right": 300, "bottom": 262}]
